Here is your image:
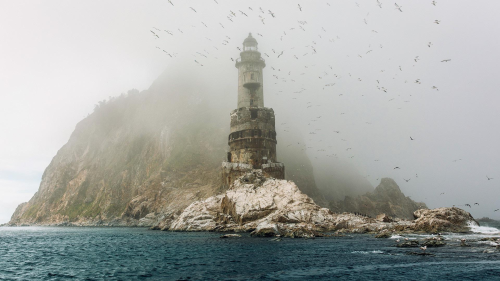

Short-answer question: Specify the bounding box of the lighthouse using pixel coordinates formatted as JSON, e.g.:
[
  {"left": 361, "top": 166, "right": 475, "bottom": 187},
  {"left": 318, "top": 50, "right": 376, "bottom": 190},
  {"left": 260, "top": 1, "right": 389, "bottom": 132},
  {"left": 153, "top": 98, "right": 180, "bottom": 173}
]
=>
[{"left": 222, "top": 33, "right": 285, "bottom": 188}]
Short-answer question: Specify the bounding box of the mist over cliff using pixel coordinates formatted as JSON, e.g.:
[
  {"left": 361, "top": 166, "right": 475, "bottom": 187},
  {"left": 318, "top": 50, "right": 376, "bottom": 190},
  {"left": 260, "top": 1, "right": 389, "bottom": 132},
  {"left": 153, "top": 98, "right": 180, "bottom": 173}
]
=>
[{"left": 9, "top": 66, "right": 381, "bottom": 226}]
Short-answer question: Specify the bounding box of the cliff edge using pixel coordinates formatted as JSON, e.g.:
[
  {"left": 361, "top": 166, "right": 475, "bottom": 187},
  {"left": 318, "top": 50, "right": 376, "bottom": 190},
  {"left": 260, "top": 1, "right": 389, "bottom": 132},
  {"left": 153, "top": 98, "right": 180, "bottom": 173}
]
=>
[{"left": 329, "top": 178, "right": 427, "bottom": 220}]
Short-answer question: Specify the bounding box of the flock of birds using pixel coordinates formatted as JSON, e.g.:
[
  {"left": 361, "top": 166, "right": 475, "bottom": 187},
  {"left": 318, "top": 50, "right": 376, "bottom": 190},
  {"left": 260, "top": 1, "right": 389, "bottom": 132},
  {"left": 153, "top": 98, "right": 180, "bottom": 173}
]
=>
[{"left": 146, "top": 1, "right": 497, "bottom": 215}]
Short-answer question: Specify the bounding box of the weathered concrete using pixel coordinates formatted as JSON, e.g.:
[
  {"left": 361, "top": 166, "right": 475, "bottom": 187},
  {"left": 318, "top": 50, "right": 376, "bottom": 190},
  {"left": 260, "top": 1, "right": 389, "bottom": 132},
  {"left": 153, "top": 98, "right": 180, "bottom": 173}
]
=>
[
  {"left": 223, "top": 33, "right": 285, "bottom": 183},
  {"left": 235, "top": 33, "right": 266, "bottom": 109}
]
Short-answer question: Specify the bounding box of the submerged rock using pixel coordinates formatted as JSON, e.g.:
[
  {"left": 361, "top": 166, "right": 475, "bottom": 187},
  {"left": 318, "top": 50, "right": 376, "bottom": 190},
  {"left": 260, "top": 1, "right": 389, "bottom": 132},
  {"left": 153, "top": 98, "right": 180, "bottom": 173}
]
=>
[
  {"left": 407, "top": 252, "right": 435, "bottom": 256},
  {"left": 397, "top": 240, "right": 420, "bottom": 247},
  {"left": 422, "top": 240, "right": 446, "bottom": 247},
  {"left": 375, "top": 231, "right": 392, "bottom": 238}
]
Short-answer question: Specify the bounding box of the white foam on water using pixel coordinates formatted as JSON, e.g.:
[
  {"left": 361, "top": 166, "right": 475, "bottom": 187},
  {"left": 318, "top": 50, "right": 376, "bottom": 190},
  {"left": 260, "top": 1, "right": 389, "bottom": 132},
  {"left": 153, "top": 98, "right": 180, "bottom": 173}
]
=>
[
  {"left": 468, "top": 221, "right": 500, "bottom": 235},
  {"left": 390, "top": 235, "right": 402, "bottom": 239},
  {"left": 351, "top": 250, "right": 383, "bottom": 254}
]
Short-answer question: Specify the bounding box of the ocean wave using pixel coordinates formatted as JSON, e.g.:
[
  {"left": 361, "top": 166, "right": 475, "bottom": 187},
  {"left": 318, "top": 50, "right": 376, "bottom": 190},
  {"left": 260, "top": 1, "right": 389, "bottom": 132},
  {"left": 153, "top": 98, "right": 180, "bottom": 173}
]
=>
[
  {"left": 468, "top": 221, "right": 500, "bottom": 234},
  {"left": 351, "top": 250, "right": 383, "bottom": 254}
]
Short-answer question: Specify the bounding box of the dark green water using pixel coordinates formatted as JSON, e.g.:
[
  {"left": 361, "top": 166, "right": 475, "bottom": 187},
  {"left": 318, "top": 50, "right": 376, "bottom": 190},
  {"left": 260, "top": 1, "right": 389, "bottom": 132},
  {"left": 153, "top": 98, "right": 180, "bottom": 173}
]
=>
[{"left": 0, "top": 227, "right": 499, "bottom": 280}]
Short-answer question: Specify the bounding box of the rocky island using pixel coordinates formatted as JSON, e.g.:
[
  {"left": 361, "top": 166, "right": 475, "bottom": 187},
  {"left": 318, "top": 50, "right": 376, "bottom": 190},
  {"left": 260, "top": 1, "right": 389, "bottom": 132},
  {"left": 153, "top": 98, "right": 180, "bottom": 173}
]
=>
[
  {"left": 162, "top": 170, "right": 478, "bottom": 237},
  {"left": 6, "top": 34, "right": 481, "bottom": 238}
]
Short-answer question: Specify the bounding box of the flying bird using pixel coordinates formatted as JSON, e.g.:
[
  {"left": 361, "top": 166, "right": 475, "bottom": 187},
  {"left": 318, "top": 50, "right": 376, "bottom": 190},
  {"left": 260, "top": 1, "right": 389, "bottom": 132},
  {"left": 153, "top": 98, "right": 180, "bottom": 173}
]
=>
[
  {"left": 168, "top": 0, "right": 174, "bottom": 5},
  {"left": 394, "top": 167, "right": 400, "bottom": 169},
  {"left": 441, "top": 59, "right": 451, "bottom": 62},
  {"left": 298, "top": 4, "right": 302, "bottom": 11},
  {"left": 465, "top": 204, "right": 471, "bottom": 208},
  {"left": 394, "top": 3, "right": 403, "bottom": 12},
  {"left": 268, "top": 10, "right": 275, "bottom": 17},
  {"left": 434, "top": 20, "right": 441, "bottom": 24},
  {"left": 486, "top": 175, "right": 494, "bottom": 180},
  {"left": 150, "top": 31, "right": 159, "bottom": 38},
  {"left": 190, "top": 7, "right": 197, "bottom": 12}
]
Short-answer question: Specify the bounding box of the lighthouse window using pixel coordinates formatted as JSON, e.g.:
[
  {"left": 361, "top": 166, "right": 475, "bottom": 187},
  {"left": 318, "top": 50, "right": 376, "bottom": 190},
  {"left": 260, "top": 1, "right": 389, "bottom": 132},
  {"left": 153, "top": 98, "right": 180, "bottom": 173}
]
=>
[{"left": 250, "top": 109, "right": 258, "bottom": 120}]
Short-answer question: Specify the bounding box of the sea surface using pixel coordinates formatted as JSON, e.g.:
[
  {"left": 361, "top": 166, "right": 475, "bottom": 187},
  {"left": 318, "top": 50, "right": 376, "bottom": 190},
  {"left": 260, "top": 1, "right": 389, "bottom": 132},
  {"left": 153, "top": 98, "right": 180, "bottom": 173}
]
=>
[{"left": 1, "top": 223, "right": 499, "bottom": 281}]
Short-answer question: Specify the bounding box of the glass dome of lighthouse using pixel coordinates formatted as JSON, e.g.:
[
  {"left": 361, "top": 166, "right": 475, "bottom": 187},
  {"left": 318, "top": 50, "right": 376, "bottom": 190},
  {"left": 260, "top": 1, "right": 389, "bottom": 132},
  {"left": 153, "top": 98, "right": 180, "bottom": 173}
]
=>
[{"left": 243, "top": 33, "right": 258, "bottom": 51}]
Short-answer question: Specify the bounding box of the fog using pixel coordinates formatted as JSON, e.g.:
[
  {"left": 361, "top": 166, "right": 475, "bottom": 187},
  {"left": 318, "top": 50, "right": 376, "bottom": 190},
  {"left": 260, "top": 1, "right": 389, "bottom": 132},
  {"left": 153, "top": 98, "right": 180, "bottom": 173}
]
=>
[{"left": 1, "top": 0, "right": 499, "bottom": 224}]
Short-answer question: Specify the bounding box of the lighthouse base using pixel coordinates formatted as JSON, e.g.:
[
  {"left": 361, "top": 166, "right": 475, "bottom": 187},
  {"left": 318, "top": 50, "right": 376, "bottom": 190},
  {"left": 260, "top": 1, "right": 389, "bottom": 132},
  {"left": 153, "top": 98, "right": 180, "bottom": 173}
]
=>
[{"left": 221, "top": 162, "right": 285, "bottom": 190}]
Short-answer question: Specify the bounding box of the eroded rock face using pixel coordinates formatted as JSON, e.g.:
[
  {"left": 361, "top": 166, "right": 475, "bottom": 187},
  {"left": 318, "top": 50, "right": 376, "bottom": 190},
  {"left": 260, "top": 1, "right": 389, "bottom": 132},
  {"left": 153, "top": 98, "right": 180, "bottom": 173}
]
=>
[
  {"left": 167, "top": 172, "right": 479, "bottom": 237},
  {"left": 410, "top": 207, "right": 478, "bottom": 233},
  {"left": 167, "top": 171, "right": 415, "bottom": 236},
  {"left": 168, "top": 171, "right": 341, "bottom": 235},
  {"left": 329, "top": 178, "right": 428, "bottom": 220}
]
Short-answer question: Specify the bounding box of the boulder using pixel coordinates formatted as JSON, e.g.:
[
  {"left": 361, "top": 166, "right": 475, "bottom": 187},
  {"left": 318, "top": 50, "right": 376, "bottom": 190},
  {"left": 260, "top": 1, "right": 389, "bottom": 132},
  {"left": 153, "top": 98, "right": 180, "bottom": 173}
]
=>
[
  {"left": 375, "top": 231, "right": 392, "bottom": 238},
  {"left": 422, "top": 240, "right": 446, "bottom": 247},
  {"left": 411, "top": 207, "right": 478, "bottom": 233},
  {"left": 376, "top": 214, "right": 393, "bottom": 223},
  {"left": 250, "top": 222, "right": 280, "bottom": 237},
  {"left": 397, "top": 240, "right": 420, "bottom": 247}
]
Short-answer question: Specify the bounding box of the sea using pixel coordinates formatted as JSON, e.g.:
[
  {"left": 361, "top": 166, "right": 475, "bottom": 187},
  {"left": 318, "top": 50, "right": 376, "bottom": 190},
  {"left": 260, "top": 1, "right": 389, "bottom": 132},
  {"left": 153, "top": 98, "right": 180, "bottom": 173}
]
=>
[{"left": 0, "top": 222, "right": 499, "bottom": 281}]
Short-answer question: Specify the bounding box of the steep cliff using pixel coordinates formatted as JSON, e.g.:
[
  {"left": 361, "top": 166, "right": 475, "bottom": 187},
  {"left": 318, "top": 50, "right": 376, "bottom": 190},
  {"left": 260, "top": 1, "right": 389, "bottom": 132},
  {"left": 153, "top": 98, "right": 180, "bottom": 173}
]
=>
[
  {"left": 329, "top": 178, "right": 427, "bottom": 220},
  {"left": 9, "top": 70, "right": 327, "bottom": 226}
]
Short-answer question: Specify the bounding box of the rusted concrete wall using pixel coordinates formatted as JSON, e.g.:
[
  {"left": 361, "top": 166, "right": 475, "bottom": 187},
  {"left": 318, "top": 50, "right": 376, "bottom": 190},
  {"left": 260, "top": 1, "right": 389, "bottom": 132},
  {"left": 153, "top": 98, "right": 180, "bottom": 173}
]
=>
[
  {"left": 229, "top": 107, "right": 275, "bottom": 133},
  {"left": 262, "top": 163, "right": 285, "bottom": 180}
]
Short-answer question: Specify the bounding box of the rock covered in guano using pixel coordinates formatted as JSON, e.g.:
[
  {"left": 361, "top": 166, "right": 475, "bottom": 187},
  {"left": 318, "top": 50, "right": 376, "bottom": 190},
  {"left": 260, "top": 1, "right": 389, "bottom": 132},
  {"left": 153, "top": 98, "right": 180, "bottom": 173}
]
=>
[{"left": 167, "top": 171, "right": 480, "bottom": 237}]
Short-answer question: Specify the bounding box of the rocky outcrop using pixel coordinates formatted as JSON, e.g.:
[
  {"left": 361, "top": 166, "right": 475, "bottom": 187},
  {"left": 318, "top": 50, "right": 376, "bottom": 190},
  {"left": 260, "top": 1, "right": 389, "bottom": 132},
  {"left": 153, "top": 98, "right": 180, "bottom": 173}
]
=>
[
  {"left": 164, "top": 171, "right": 478, "bottom": 236},
  {"left": 409, "top": 207, "right": 478, "bottom": 233},
  {"left": 329, "top": 178, "right": 427, "bottom": 220},
  {"left": 167, "top": 170, "right": 404, "bottom": 236}
]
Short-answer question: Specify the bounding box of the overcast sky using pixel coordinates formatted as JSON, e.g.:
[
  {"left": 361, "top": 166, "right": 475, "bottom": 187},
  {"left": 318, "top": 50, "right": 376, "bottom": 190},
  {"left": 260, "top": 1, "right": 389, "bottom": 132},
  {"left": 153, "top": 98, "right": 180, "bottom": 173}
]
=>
[{"left": 1, "top": 0, "right": 499, "bottom": 224}]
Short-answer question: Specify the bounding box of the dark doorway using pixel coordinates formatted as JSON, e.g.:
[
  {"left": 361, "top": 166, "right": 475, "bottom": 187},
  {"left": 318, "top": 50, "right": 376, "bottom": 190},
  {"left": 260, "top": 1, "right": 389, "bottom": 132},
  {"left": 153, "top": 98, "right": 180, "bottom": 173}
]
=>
[{"left": 250, "top": 109, "right": 258, "bottom": 120}]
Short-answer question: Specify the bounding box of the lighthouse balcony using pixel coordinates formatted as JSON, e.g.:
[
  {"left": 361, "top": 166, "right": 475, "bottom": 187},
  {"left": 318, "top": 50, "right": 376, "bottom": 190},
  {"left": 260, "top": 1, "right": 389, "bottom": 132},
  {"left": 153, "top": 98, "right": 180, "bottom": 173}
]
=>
[{"left": 243, "top": 81, "right": 261, "bottom": 90}]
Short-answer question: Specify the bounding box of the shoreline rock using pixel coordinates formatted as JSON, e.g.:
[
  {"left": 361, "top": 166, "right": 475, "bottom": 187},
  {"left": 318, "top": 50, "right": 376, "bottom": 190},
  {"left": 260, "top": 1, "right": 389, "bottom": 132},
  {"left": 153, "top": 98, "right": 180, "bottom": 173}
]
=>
[
  {"left": 5, "top": 172, "right": 480, "bottom": 238},
  {"left": 164, "top": 171, "right": 478, "bottom": 237}
]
